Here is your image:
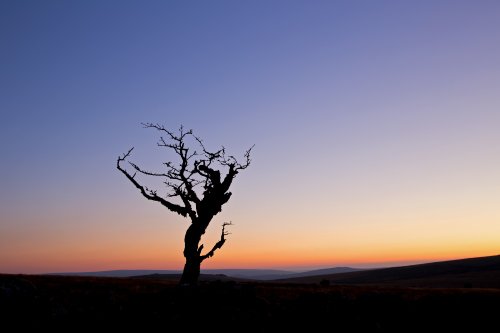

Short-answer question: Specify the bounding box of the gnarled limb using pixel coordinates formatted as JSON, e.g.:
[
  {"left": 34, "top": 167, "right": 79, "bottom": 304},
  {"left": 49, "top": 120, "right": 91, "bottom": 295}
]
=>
[
  {"left": 117, "top": 148, "right": 192, "bottom": 217},
  {"left": 200, "top": 222, "right": 232, "bottom": 262},
  {"left": 143, "top": 123, "right": 201, "bottom": 205}
]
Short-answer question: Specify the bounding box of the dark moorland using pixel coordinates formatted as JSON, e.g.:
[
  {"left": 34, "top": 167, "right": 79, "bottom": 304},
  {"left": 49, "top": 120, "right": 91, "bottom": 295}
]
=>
[{"left": 2, "top": 257, "right": 500, "bottom": 332}]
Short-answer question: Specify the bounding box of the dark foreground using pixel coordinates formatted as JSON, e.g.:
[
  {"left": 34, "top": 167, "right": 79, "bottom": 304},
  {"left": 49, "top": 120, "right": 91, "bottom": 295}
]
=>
[{"left": 1, "top": 274, "right": 499, "bottom": 332}]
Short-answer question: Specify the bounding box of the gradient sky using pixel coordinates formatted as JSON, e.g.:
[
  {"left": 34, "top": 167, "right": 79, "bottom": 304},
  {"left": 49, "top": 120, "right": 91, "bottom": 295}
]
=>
[{"left": 1, "top": 1, "right": 499, "bottom": 273}]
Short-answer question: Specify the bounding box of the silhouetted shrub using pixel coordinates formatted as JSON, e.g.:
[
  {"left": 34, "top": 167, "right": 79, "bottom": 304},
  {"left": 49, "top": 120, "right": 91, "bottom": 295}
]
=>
[{"left": 320, "top": 279, "right": 330, "bottom": 287}]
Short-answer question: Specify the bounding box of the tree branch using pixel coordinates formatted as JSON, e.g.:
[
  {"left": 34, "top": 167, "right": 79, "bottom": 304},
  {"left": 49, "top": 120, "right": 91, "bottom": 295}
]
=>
[
  {"left": 220, "top": 145, "right": 254, "bottom": 192},
  {"left": 117, "top": 148, "right": 192, "bottom": 218},
  {"left": 143, "top": 123, "right": 202, "bottom": 205},
  {"left": 199, "top": 222, "right": 232, "bottom": 262},
  {"left": 118, "top": 124, "right": 253, "bottom": 232}
]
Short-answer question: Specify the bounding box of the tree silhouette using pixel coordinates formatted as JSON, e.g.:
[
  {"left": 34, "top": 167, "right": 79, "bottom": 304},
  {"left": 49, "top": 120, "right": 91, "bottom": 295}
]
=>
[{"left": 117, "top": 124, "right": 252, "bottom": 286}]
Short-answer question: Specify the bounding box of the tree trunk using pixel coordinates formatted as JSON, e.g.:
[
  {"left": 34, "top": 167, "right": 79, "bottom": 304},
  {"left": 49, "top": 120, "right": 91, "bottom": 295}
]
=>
[
  {"left": 180, "top": 256, "right": 200, "bottom": 286},
  {"left": 179, "top": 223, "right": 203, "bottom": 286}
]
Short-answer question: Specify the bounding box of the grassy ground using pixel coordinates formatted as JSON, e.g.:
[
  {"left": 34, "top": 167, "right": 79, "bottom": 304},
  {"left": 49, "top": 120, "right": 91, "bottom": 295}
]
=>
[{"left": 1, "top": 274, "right": 499, "bottom": 332}]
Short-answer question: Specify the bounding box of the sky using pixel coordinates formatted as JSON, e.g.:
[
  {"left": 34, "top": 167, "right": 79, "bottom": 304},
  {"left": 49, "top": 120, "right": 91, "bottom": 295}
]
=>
[{"left": 1, "top": 0, "right": 499, "bottom": 274}]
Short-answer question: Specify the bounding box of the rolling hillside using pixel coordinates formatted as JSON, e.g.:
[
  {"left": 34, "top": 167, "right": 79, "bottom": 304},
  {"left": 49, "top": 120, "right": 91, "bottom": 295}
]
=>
[{"left": 277, "top": 254, "right": 500, "bottom": 288}]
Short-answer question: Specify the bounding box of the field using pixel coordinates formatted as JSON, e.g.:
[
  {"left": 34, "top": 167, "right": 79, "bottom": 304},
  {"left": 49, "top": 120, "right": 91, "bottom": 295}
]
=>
[{"left": 2, "top": 274, "right": 499, "bottom": 332}]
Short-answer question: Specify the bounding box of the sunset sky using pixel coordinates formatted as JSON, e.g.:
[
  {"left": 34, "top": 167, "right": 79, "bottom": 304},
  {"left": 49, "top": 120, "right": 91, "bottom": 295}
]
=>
[{"left": 1, "top": 1, "right": 499, "bottom": 274}]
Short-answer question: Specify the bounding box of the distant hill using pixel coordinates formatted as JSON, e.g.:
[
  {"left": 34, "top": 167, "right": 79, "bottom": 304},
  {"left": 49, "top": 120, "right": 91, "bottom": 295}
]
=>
[
  {"left": 48, "top": 254, "right": 500, "bottom": 288},
  {"left": 47, "top": 269, "right": 295, "bottom": 279},
  {"left": 277, "top": 254, "right": 500, "bottom": 288},
  {"left": 201, "top": 269, "right": 294, "bottom": 280},
  {"left": 47, "top": 268, "right": 360, "bottom": 280},
  {"left": 284, "top": 267, "right": 363, "bottom": 279},
  {"left": 134, "top": 273, "right": 252, "bottom": 282},
  {"left": 47, "top": 269, "right": 182, "bottom": 277}
]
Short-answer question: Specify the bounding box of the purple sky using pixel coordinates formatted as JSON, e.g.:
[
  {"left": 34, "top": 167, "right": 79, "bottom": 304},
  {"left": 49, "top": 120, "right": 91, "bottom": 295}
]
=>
[{"left": 1, "top": 1, "right": 499, "bottom": 273}]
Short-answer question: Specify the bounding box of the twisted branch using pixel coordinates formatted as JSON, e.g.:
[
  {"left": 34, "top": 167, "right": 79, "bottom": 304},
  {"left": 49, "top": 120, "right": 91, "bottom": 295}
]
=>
[
  {"left": 117, "top": 148, "right": 191, "bottom": 217},
  {"left": 200, "top": 222, "right": 233, "bottom": 262}
]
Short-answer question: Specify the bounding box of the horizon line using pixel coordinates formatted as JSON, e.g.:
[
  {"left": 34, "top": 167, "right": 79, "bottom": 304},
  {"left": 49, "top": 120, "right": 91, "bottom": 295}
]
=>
[{"left": 5, "top": 253, "right": 498, "bottom": 275}]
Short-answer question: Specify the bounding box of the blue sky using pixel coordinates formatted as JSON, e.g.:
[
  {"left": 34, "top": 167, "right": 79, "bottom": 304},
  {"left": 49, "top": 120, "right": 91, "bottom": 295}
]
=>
[{"left": 1, "top": 1, "right": 499, "bottom": 273}]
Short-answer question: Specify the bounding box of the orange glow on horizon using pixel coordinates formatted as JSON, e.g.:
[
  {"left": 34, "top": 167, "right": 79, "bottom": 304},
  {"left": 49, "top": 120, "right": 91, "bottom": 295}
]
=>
[{"left": 2, "top": 241, "right": 498, "bottom": 274}]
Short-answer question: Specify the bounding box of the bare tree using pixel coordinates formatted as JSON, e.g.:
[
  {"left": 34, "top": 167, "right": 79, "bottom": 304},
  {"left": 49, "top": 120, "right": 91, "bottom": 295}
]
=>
[{"left": 117, "top": 124, "right": 252, "bottom": 286}]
